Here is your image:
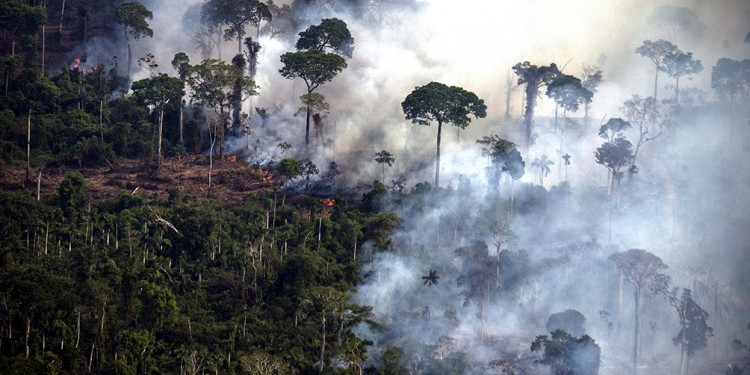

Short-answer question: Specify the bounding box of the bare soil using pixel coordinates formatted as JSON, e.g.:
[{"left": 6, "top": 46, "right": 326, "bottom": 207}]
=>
[{"left": 0, "top": 154, "right": 277, "bottom": 205}]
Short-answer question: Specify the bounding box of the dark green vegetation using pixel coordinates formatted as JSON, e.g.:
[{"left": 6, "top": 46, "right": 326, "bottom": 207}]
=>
[{"left": 0, "top": 173, "right": 402, "bottom": 374}]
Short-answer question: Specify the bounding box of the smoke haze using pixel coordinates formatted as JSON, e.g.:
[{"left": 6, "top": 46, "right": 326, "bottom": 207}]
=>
[{"left": 76, "top": 0, "right": 750, "bottom": 373}]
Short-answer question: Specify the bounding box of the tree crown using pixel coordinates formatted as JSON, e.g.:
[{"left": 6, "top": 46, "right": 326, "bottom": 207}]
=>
[
  {"left": 401, "top": 81, "right": 486, "bottom": 129},
  {"left": 115, "top": 1, "right": 153, "bottom": 40},
  {"left": 295, "top": 18, "right": 354, "bottom": 58}
]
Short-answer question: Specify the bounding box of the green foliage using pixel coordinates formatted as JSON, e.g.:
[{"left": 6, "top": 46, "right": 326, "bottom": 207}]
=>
[
  {"left": 546, "top": 74, "right": 593, "bottom": 113},
  {"left": 711, "top": 58, "right": 750, "bottom": 98},
  {"left": 0, "top": 0, "right": 47, "bottom": 39},
  {"left": 0, "top": 172, "right": 400, "bottom": 374},
  {"left": 531, "top": 330, "right": 600, "bottom": 375},
  {"left": 512, "top": 61, "right": 560, "bottom": 147},
  {"left": 279, "top": 49, "right": 347, "bottom": 92},
  {"left": 401, "top": 81, "right": 487, "bottom": 129},
  {"left": 202, "top": 0, "right": 271, "bottom": 51},
  {"left": 295, "top": 18, "right": 354, "bottom": 58},
  {"left": 278, "top": 158, "right": 302, "bottom": 180},
  {"left": 115, "top": 1, "right": 154, "bottom": 40}
]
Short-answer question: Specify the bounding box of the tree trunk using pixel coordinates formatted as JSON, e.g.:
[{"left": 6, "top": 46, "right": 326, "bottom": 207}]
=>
[
  {"left": 76, "top": 309, "right": 80, "bottom": 348},
  {"left": 434, "top": 120, "right": 442, "bottom": 189},
  {"left": 59, "top": 0, "right": 66, "bottom": 33},
  {"left": 305, "top": 94, "right": 312, "bottom": 147},
  {"left": 618, "top": 271, "right": 623, "bottom": 318},
  {"left": 100, "top": 100, "right": 104, "bottom": 141},
  {"left": 216, "top": 30, "right": 222, "bottom": 60},
  {"left": 219, "top": 108, "right": 225, "bottom": 162},
  {"left": 633, "top": 286, "right": 641, "bottom": 375},
  {"left": 41, "top": 25, "right": 45, "bottom": 74},
  {"left": 157, "top": 107, "right": 164, "bottom": 166},
  {"left": 26, "top": 108, "right": 31, "bottom": 181},
  {"left": 25, "top": 316, "right": 30, "bottom": 358},
  {"left": 179, "top": 102, "right": 184, "bottom": 145},
  {"left": 37, "top": 169, "right": 42, "bottom": 201},
  {"left": 679, "top": 340, "right": 686, "bottom": 375},
  {"left": 319, "top": 315, "right": 326, "bottom": 374},
  {"left": 125, "top": 29, "right": 132, "bottom": 83},
  {"left": 653, "top": 66, "right": 659, "bottom": 100},
  {"left": 675, "top": 76, "right": 680, "bottom": 108},
  {"left": 553, "top": 104, "right": 559, "bottom": 132},
  {"left": 523, "top": 84, "right": 539, "bottom": 151}
]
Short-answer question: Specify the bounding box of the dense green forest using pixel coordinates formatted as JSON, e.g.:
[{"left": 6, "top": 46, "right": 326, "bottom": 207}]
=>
[{"left": 2, "top": 0, "right": 750, "bottom": 375}]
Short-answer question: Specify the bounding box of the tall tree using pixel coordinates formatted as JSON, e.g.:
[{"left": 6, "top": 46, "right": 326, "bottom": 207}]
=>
[
  {"left": 546, "top": 74, "right": 592, "bottom": 132},
  {"left": 260, "top": 0, "right": 297, "bottom": 40},
  {"left": 580, "top": 64, "right": 603, "bottom": 127},
  {"left": 277, "top": 158, "right": 301, "bottom": 206},
  {"left": 189, "top": 59, "right": 258, "bottom": 161},
  {"left": 598, "top": 118, "right": 631, "bottom": 142},
  {"left": 401, "top": 81, "right": 487, "bottom": 189},
  {"left": 295, "top": 17, "right": 354, "bottom": 58},
  {"left": 710, "top": 58, "right": 750, "bottom": 138},
  {"left": 171, "top": 52, "right": 191, "bottom": 145},
  {"left": 183, "top": 3, "right": 217, "bottom": 59},
  {"left": 635, "top": 39, "right": 679, "bottom": 100},
  {"left": 512, "top": 61, "right": 560, "bottom": 149},
  {"left": 279, "top": 50, "right": 346, "bottom": 146},
  {"left": 661, "top": 50, "right": 702, "bottom": 107},
  {"left": 595, "top": 136, "right": 632, "bottom": 194},
  {"left": 532, "top": 155, "right": 553, "bottom": 187},
  {"left": 595, "top": 136, "right": 633, "bottom": 242},
  {"left": 476, "top": 136, "right": 523, "bottom": 190},
  {"left": 621, "top": 95, "right": 671, "bottom": 176},
  {"left": 374, "top": 150, "right": 395, "bottom": 185},
  {"left": 609, "top": 249, "right": 670, "bottom": 375},
  {"left": 301, "top": 286, "right": 348, "bottom": 374},
  {"left": 115, "top": 1, "right": 153, "bottom": 84},
  {"left": 0, "top": 0, "right": 47, "bottom": 56},
  {"left": 202, "top": 0, "right": 271, "bottom": 54},
  {"left": 279, "top": 18, "right": 353, "bottom": 148},
  {"left": 669, "top": 288, "right": 713, "bottom": 375},
  {"left": 131, "top": 74, "right": 185, "bottom": 167}
]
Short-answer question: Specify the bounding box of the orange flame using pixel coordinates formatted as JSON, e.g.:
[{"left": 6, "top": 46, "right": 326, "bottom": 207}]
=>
[
  {"left": 322, "top": 198, "right": 335, "bottom": 207},
  {"left": 227, "top": 155, "right": 237, "bottom": 163},
  {"left": 252, "top": 168, "right": 274, "bottom": 184},
  {"left": 71, "top": 59, "right": 96, "bottom": 74}
]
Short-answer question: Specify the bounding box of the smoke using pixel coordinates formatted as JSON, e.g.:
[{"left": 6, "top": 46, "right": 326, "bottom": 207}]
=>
[{"left": 73, "top": 0, "right": 750, "bottom": 373}]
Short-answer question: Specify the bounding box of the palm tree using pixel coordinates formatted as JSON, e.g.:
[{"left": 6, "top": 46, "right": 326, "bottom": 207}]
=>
[
  {"left": 533, "top": 155, "right": 553, "bottom": 187},
  {"left": 422, "top": 269, "right": 439, "bottom": 296},
  {"left": 562, "top": 153, "right": 571, "bottom": 182}
]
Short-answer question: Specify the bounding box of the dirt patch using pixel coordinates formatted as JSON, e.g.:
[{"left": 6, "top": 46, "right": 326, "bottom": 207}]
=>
[{"left": 0, "top": 154, "right": 276, "bottom": 205}]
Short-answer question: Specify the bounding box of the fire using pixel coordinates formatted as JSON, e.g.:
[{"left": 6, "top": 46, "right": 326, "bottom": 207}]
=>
[
  {"left": 227, "top": 155, "right": 237, "bottom": 163},
  {"left": 322, "top": 198, "right": 335, "bottom": 207},
  {"left": 70, "top": 58, "right": 99, "bottom": 74},
  {"left": 252, "top": 168, "right": 274, "bottom": 184}
]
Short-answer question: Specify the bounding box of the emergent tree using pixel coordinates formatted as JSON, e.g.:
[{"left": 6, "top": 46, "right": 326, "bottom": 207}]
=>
[
  {"left": 635, "top": 39, "right": 679, "bottom": 100},
  {"left": 189, "top": 59, "right": 258, "bottom": 161},
  {"left": 115, "top": 1, "right": 153, "bottom": 84},
  {"left": 201, "top": 0, "right": 271, "bottom": 54},
  {"left": 512, "top": 61, "right": 560, "bottom": 149},
  {"left": 131, "top": 74, "right": 185, "bottom": 167},
  {"left": 609, "top": 249, "right": 670, "bottom": 375},
  {"left": 661, "top": 50, "right": 702, "bottom": 106},
  {"left": 401, "top": 81, "right": 487, "bottom": 189}
]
